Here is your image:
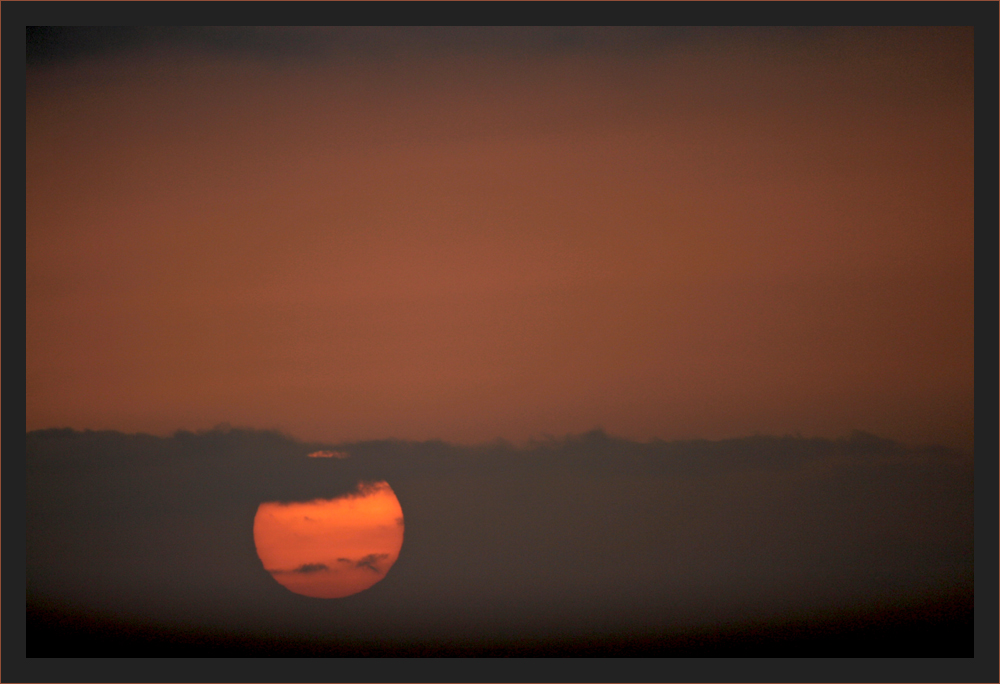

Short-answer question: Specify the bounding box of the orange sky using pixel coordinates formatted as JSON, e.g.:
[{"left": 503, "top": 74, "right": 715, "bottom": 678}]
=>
[{"left": 26, "top": 28, "right": 974, "bottom": 451}]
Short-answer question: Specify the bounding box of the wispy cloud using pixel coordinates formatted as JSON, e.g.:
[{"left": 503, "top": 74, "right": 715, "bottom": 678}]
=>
[
  {"left": 268, "top": 563, "right": 331, "bottom": 575},
  {"left": 308, "top": 450, "right": 349, "bottom": 459},
  {"left": 354, "top": 554, "right": 390, "bottom": 574}
]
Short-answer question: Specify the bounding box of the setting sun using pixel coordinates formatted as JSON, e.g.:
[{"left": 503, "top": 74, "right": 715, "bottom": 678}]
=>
[
  {"left": 24, "top": 22, "right": 976, "bottom": 661},
  {"left": 253, "top": 481, "right": 404, "bottom": 599}
]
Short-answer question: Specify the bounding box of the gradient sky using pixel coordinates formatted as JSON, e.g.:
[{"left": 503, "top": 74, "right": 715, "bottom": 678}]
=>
[{"left": 26, "top": 27, "right": 974, "bottom": 451}]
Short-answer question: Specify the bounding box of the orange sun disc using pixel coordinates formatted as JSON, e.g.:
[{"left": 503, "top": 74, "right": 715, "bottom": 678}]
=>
[{"left": 253, "top": 481, "right": 404, "bottom": 598}]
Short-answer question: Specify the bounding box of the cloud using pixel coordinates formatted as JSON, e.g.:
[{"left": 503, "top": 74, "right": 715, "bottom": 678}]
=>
[
  {"left": 293, "top": 563, "right": 329, "bottom": 574},
  {"left": 354, "top": 554, "right": 390, "bottom": 574},
  {"left": 307, "top": 450, "right": 349, "bottom": 459},
  {"left": 268, "top": 563, "right": 331, "bottom": 575},
  {"left": 26, "top": 426, "right": 973, "bottom": 655}
]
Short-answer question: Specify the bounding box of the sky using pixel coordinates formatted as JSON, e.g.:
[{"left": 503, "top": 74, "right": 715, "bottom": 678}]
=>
[
  {"left": 22, "top": 26, "right": 979, "bottom": 664},
  {"left": 25, "top": 26, "right": 974, "bottom": 452}
]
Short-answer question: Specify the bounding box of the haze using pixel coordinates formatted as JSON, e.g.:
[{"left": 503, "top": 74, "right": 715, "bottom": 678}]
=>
[
  {"left": 26, "top": 27, "right": 974, "bottom": 453},
  {"left": 21, "top": 26, "right": 980, "bottom": 664}
]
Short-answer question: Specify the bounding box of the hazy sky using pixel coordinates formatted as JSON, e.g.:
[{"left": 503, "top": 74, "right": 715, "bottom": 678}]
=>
[{"left": 26, "top": 27, "right": 974, "bottom": 451}]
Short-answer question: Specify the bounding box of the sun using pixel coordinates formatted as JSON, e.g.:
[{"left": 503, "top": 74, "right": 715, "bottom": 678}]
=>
[{"left": 253, "top": 481, "right": 404, "bottom": 599}]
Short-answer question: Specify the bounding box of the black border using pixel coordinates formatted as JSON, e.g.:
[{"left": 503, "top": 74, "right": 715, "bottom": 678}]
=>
[
  {"left": 5, "top": 1, "right": 998, "bottom": 27},
  {"left": 5, "top": 2, "right": 997, "bottom": 682}
]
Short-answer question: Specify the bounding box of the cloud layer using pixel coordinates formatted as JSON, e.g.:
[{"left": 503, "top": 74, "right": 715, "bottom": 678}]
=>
[{"left": 26, "top": 426, "right": 973, "bottom": 655}]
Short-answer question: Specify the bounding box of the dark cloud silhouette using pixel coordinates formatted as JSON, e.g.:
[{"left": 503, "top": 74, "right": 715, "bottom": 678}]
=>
[
  {"left": 26, "top": 426, "right": 972, "bottom": 656},
  {"left": 294, "top": 563, "right": 329, "bottom": 575},
  {"left": 268, "top": 563, "right": 330, "bottom": 576},
  {"left": 355, "top": 554, "right": 390, "bottom": 574}
]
